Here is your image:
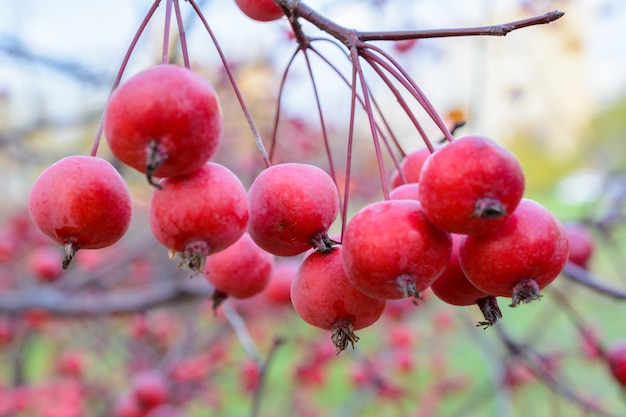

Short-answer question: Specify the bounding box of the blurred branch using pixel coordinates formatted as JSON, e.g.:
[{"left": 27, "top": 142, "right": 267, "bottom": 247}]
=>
[
  {"left": 0, "top": 278, "right": 212, "bottom": 316},
  {"left": 494, "top": 324, "right": 619, "bottom": 417},
  {"left": 562, "top": 261, "right": 626, "bottom": 301},
  {"left": 0, "top": 35, "right": 109, "bottom": 85},
  {"left": 221, "top": 301, "right": 262, "bottom": 364},
  {"left": 250, "top": 337, "right": 286, "bottom": 417}
]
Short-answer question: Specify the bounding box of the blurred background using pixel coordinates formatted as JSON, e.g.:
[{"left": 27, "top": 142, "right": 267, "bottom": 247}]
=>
[{"left": 0, "top": 0, "right": 626, "bottom": 416}]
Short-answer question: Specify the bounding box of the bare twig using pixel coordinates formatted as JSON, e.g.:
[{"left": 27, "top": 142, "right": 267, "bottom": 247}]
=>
[
  {"left": 562, "top": 261, "right": 626, "bottom": 300},
  {"left": 0, "top": 278, "right": 212, "bottom": 316},
  {"left": 250, "top": 337, "right": 286, "bottom": 417},
  {"left": 494, "top": 324, "right": 619, "bottom": 417},
  {"left": 221, "top": 301, "right": 262, "bottom": 364},
  {"left": 357, "top": 10, "right": 565, "bottom": 41}
]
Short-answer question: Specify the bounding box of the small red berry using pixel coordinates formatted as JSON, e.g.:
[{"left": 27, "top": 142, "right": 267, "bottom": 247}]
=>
[
  {"left": 565, "top": 223, "right": 594, "bottom": 269},
  {"left": 430, "top": 234, "right": 502, "bottom": 327},
  {"left": 205, "top": 233, "right": 274, "bottom": 309},
  {"left": 104, "top": 64, "right": 222, "bottom": 184},
  {"left": 342, "top": 199, "right": 452, "bottom": 300},
  {"left": 418, "top": 135, "right": 525, "bottom": 235},
  {"left": 263, "top": 258, "right": 299, "bottom": 305},
  {"left": 389, "top": 183, "right": 420, "bottom": 201},
  {"left": 291, "top": 246, "right": 386, "bottom": 354},
  {"left": 389, "top": 148, "right": 430, "bottom": 188},
  {"left": 247, "top": 163, "right": 340, "bottom": 256},
  {"left": 607, "top": 340, "right": 626, "bottom": 387},
  {"left": 131, "top": 370, "right": 169, "bottom": 410},
  {"left": 28, "top": 155, "right": 132, "bottom": 269},
  {"left": 149, "top": 162, "right": 249, "bottom": 272},
  {"left": 459, "top": 199, "right": 569, "bottom": 306},
  {"left": 234, "top": 0, "right": 284, "bottom": 22}
]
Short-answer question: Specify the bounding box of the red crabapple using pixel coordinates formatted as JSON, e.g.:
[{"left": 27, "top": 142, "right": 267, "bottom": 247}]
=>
[
  {"left": 131, "top": 370, "right": 169, "bottom": 409},
  {"left": 234, "top": 0, "right": 284, "bottom": 22},
  {"left": 104, "top": 64, "right": 222, "bottom": 185},
  {"left": 389, "top": 183, "right": 420, "bottom": 201},
  {"left": 247, "top": 163, "right": 340, "bottom": 256},
  {"left": 263, "top": 258, "right": 299, "bottom": 305},
  {"left": 418, "top": 135, "right": 524, "bottom": 235},
  {"left": 565, "top": 223, "right": 595, "bottom": 269},
  {"left": 342, "top": 199, "right": 452, "bottom": 300},
  {"left": 205, "top": 233, "right": 274, "bottom": 309},
  {"left": 389, "top": 148, "right": 430, "bottom": 189},
  {"left": 27, "top": 246, "right": 64, "bottom": 282},
  {"left": 111, "top": 393, "right": 143, "bottom": 417},
  {"left": 607, "top": 340, "right": 626, "bottom": 387},
  {"left": 459, "top": 199, "right": 569, "bottom": 307},
  {"left": 291, "top": 246, "right": 386, "bottom": 354},
  {"left": 28, "top": 155, "right": 132, "bottom": 269},
  {"left": 149, "top": 162, "right": 249, "bottom": 272},
  {"left": 430, "top": 234, "right": 502, "bottom": 328}
]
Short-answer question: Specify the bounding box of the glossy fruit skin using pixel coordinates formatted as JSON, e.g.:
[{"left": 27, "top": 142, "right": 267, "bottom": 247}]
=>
[
  {"left": 565, "top": 223, "right": 594, "bottom": 268},
  {"left": 342, "top": 199, "right": 452, "bottom": 300},
  {"left": 104, "top": 64, "right": 222, "bottom": 179},
  {"left": 247, "top": 163, "right": 340, "bottom": 256},
  {"left": 459, "top": 199, "right": 569, "bottom": 300},
  {"left": 389, "top": 148, "right": 431, "bottom": 189},
  {"left": 418, "top": 135, "right": 524, "bottom": 235},
  {"left": 149, "top": 162, "right": 249, "bottom": 257},
  {"left": 28, "top": 155, "right": 132, "bottom": 250},
  {"left": 607, "top": 340, "right": 626, "bottom": 387},
  {"left": 205, "top": 233, "right": 274, "bottom": 299},
  {"left": 430, "top": 234, "right": 490, "bottom": 306},
  {"left": 291, "top": 246, "right": 386, "bottom": 331},
  {"left": 234, "top": 0, "right": 284, "bottom": 22}
]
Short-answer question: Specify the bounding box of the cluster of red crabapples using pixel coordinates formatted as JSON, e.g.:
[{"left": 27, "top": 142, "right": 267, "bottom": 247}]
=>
[
  {"left": 386, "top": 139, "right": 569, "bottom": 321},
  {"left": 27, "top": 0, "right": 570, "bottom": 355}
]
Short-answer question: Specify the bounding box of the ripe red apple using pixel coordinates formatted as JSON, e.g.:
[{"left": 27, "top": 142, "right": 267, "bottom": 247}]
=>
[
  {"left": 28, "top": 155, "right": 132, "bottom": 269},
  {"left": 104, "top": 64, "right": 222, "bottom": 184},
  {"left": 247, "top": 163, "right": 340, "bottom": 256},
  {"left": 149, "top": 162, "right": 249, "bottom": 272},
  {"left": 342, "top": 199, "right": 452, "bottom": 300},
  {"left": 419, "top": 135, "right": 525, "bottom": 235}
]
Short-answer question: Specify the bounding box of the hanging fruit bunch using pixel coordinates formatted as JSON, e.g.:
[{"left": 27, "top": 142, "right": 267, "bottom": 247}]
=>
[{"left": 27, "top": 0, "right": 569, "bottom": 355}]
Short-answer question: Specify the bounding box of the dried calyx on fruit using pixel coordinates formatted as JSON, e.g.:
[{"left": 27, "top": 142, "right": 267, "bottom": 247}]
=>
[
  {"left": 149, "top": 162, "right": 249, "bottom": 273},
  {"left": 342, "top": 199, "right": 452, "bottom": 301},
  {"left": 247, "top": 163, "right": 340, "bottom": 257},
  {"left": 291, "top": 246, "right": 386, "bottom": 355},
  {"left": 459, "top": 199, "right": 569, "bottom": 307}
]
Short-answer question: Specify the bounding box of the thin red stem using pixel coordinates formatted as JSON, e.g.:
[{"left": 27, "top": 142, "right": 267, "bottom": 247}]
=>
[
  {"left": 162, "top": 0, "right": 173, "bottom": 64},
  {"left": 89, "top": 0, "right": 161, "bottom": 157},
  {"left": 307, "top": 40, "right": 408, "bottom": 161},
  {"left": 173, "top": 0, "right": 190, "bottom": 68},
  {"left": 360, "top": 43, "right": 454, "bottom": 143},
  {"left": 350, "top": 47, "right": 390, "bottom": 201},
  {"left": 341, "top": 64, "right": 358, "bottom": 242},
  {"left": 360, "top": 49, "right": 435, "bottom": 153},
  {"left": 302, "top": 49, "right": 337, "bottom": 184},
  {"left": 269, "top": 47, "right": 300, "bottom": 162},
  {"left": 187, "top": 0, "right": 271, "bottom": 168}
]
